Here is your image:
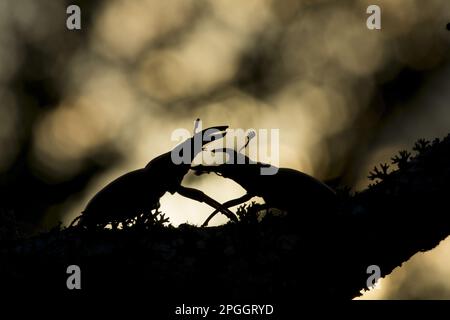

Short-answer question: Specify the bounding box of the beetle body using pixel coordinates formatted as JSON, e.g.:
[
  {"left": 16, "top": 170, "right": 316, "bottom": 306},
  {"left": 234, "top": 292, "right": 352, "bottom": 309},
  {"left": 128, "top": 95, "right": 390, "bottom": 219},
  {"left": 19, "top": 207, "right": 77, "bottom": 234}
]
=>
[
  {"left": 192, "top": 148, "right": 337, "bottom": 226},
  {"left": 77, "top": 168, "right": 164, "bottom": 227},
  {"left": 71, "top": 126, "right": 237, "bottom": 228}
]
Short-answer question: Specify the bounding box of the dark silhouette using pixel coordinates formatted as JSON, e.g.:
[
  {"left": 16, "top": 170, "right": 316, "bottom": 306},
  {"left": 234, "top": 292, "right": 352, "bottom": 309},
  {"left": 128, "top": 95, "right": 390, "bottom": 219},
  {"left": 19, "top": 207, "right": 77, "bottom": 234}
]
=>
[
  {"left": 2, "top": 134, "right": 450, "bottom": 303},
  {"left": 193, "top": 148, "right": 337, "bottom": 227},
  {"left": 70, "top": 124, "right": 238, "bottom": 228}
]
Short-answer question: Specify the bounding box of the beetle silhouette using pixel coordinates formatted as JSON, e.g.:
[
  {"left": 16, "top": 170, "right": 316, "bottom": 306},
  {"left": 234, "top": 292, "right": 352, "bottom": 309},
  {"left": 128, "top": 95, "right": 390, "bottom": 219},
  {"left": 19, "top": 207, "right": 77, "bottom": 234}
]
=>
[
  {"left": 70, "top": 123, "right": 238, "bottom": 228},
  {"left": 192, "top": 148, "right": 337, "bottom": 227}
]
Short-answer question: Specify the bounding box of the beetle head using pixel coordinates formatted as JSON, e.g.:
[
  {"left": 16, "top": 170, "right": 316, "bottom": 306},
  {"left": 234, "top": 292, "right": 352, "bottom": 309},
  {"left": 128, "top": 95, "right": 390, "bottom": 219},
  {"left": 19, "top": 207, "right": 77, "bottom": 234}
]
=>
[
  {"left": 144, "top": 124, "right": 228, "bottom": 178},
  {"left": 169, "top": 125, "right": 228, "bottom": 166},
  {"left": 192, "top": 147, "right": 270, "bottom": 190}
]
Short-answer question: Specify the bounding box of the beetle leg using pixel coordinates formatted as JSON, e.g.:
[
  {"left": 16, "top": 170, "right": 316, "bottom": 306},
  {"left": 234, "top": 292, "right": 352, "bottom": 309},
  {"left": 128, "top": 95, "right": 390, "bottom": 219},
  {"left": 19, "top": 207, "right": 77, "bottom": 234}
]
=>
[
  {"left": 69, "top": 215, "right": 82, "bottom": 228},
  {"left": 201, "top": 193, "right": 254, "bottom": 227},
  {"left": 176, "top": 185, "right": 238, "bottom": 223}
]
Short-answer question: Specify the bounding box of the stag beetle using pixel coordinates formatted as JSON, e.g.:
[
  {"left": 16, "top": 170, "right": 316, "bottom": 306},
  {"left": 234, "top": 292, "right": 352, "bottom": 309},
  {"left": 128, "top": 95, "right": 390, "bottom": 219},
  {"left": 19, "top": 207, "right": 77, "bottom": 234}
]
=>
[
  {"left": 192, "top": 147, "right": 337, "bottom": 227},
  {"left": 70, "top": 122, "right": 238, "bottom": 228}
]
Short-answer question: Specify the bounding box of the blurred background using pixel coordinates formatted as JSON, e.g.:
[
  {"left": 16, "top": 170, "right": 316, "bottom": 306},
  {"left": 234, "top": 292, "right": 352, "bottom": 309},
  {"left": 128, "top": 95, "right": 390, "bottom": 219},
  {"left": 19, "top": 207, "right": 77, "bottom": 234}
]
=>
[{"left": 0, "top": 0, "right": 449, "bottom": 298}]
